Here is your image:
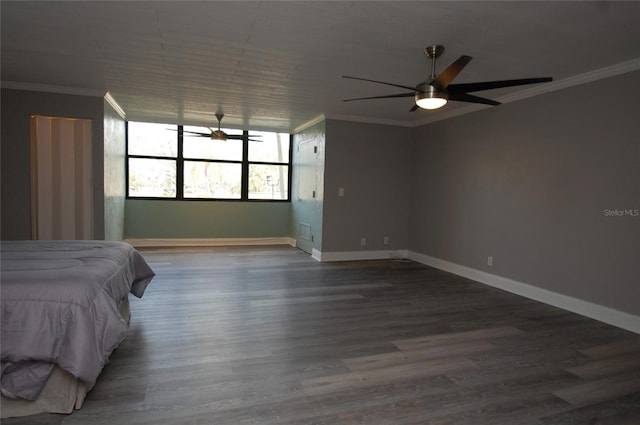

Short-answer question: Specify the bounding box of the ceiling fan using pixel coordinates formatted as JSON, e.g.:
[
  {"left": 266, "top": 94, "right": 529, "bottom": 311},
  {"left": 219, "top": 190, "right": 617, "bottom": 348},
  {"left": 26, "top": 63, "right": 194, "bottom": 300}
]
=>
[
  {"left": 342, "top": 45, "right": 552, "bottom": 111},
  {"left": 183, "top": 112, "right": 262, "bottom": 141}
]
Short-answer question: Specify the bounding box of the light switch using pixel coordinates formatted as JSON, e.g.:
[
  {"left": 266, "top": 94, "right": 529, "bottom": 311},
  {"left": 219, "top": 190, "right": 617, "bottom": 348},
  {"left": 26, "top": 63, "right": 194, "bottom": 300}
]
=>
[{"left": 338, "top": 187, "right": 345, "bottom": 197}]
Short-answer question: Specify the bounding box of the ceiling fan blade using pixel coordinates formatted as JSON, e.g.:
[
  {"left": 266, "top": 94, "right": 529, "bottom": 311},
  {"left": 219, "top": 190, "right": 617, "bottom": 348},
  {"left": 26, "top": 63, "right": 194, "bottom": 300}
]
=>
[
  {"left": 448, "top": 92, "right": 501, "bottom": 106},
  {"left": 343, "top": 92, "right": 415, "bottom": 102},
  {"left": 206, "top": 134, "right": 263, "bottom": 140},
  {"left": 448, "top": 77, "right": 553, "bottom": 93},
  {"left": 183, "top": 130, "right": 211, "bottom": 137},
  {"left": 409, "top": 104, "right": 420, "bottom": 112},
  {"left": 342, "top": 75, "right": 419, "bottom": 92},
  {"left": 431, "top": 55, "right": 472, "bottom": 90},
  {"left": 248, "top": 138, "right": 263, "bottom": 142}
]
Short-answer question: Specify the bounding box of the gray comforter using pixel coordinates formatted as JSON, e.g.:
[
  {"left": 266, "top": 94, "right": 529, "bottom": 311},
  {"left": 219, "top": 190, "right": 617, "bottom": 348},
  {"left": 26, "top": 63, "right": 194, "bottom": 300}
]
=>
[{"left": 1, "top": 240, "right": 155, "bottom": 401}]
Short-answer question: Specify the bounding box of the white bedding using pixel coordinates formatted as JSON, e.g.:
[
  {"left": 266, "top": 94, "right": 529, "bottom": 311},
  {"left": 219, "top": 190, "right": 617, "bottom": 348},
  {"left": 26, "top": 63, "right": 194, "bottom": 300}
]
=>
[{"left": 0, "top": 240, "right": 155, "bottom": 405}]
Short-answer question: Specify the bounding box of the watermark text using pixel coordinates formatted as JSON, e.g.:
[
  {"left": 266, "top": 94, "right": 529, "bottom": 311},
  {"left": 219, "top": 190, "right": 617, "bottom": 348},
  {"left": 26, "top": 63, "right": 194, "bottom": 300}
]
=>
[{"left": 603, "top": 208, "right": 639, "bottom": 217}]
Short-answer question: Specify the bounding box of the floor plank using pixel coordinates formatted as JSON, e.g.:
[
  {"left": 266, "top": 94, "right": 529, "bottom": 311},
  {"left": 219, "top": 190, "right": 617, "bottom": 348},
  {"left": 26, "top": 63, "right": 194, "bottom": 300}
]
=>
[{"left": 3, "top": 245, "right": 639, "bottom": 424}]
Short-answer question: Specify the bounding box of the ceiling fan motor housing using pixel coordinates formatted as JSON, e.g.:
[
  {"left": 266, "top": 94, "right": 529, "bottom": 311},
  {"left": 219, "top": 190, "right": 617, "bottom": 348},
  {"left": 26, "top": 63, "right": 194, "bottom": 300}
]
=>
[
  {"left": 415, "top": 82, "right": 448, "bottom": 101},
  {"left": 211, "top": 130, "right": 227, "bottom": 141}
]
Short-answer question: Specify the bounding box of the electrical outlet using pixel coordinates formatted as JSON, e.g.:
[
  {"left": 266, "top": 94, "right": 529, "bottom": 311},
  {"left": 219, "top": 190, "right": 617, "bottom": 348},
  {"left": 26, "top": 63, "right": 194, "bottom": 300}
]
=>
[
  {"left": 383, "top": 236, "right": 390, "bottom": 245},
  {"left": 361, "top": 237, "right": 366, "bottom": 247},
  {"left": 487, "top": 256, "right": 493, "bottom": 266}
]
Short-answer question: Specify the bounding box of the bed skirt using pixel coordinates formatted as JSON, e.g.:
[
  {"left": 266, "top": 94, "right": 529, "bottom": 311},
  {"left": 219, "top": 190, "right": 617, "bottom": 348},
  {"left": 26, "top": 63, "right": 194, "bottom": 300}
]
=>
[
  {"left": 1, "top": 296, "right": 131, "bottom": 418},
  {"left": 1, "top": 366, "right": 89, "bottom": 417}
]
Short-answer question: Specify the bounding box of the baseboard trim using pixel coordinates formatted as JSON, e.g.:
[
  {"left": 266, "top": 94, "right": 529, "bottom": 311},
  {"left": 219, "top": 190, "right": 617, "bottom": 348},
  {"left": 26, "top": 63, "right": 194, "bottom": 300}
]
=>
[
  {"left": 408, "top": 251, "right": 640, "bottom": 334},
  {"left": 311, "top": 248, "right": 323, "bottom": 262},
  {"left": 313, "top": 249, "right": 410, "bottom": 262},
  {"left": 125, "top": 237, "right": 296, "bottom": 248}
]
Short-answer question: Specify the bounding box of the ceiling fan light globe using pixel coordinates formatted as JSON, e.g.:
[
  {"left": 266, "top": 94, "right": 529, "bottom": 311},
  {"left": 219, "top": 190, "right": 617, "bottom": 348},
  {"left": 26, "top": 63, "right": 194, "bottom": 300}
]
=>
[
  {"left": 416, "top": 97, "right": 448, "bottom": 110},
  {"left": 415, "top": 87, "right": 448, "bottom": 110}
]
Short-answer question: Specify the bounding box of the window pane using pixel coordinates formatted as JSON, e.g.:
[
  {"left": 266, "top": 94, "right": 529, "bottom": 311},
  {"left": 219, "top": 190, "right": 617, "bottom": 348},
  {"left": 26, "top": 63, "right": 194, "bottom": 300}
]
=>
[
  {"left": 128, "top": 158, "right": 176, "bottom": 197},
  {"left": 183, "top": 126, "right": 243, "bottom": 161},
  {"left": 184, "top": 161, "right": 241, "bottom": 199},
  {"left": 128, "top": 122, "right": 177, "bottom": 157},
  {"left": 249, "top": 164, "right": 289, "bottom": 200},
  {"left": 248, "top": 131, "right": 289, "bottom": 163}
]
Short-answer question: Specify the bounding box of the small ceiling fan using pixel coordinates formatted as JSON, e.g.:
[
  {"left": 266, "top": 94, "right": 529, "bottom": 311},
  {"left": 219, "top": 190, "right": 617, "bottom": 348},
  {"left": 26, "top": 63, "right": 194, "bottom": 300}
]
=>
[
  {"left": 343, "top": 45, "right": 552, "bottom": 111},
  {"left": 183, "top": 113, "right": 262, "bottom": 141}
]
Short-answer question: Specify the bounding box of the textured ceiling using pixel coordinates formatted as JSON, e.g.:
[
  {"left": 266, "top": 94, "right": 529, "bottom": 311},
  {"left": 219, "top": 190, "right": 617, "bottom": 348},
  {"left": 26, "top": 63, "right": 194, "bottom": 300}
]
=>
[{"left": 2, "top": 1, "right": 640, "bottom": 132}]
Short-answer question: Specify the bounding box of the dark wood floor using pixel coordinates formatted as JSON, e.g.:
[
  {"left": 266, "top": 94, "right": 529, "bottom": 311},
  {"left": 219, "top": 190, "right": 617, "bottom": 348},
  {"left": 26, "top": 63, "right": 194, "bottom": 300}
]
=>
[{"left": 7, "top": 245, "right": 640, "bottom": 425}]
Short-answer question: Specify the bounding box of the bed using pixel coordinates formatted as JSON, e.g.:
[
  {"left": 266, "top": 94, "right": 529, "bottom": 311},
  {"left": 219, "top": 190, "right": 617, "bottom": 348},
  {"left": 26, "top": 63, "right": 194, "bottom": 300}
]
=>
[{"left": 1, "top": 240, "right": 155, "bottom": 418}]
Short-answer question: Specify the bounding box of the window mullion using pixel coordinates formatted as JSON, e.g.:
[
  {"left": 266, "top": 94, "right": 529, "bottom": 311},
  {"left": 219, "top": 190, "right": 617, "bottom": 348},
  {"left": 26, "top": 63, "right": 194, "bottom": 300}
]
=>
[
  {"left": 287, "top": 134, "right": 293, "bottom": 201},
  {"left": 125, "top": 121, "right": 130, "bottom": 197},
  {"left": 241, "top": 130, "right": 249, "bottom": 201},
  {"left": 176, "top": 126, "right": 184, "bottom": 199}
]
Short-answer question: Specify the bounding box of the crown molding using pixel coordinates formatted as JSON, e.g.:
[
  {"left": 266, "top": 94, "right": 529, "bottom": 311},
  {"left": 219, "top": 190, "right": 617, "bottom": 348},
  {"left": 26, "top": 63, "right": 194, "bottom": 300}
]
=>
[
  {"left": 294, "top": 112, "right": 415, "bottom": 133},
  {"left": 1, "top": 81, "right": 106, "bottom": 97},
  {"left": 293, "top": 114, "right": 327, "bottom": 133},
  {"left": 497, "top": 57, "right": 640, "bottom": 104},
  {"left": 324, "top": 112, "right": 414, "bottom": 128},
  {"left": 416, "top": 57, "right": 640, "bottom": 126},
  {"left": 104, "top": 92, "right": 126, "bottom": 120}
]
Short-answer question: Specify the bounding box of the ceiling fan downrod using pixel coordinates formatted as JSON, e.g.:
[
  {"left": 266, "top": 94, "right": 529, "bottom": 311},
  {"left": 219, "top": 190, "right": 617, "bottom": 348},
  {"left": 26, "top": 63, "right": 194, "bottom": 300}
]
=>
[
  {"left": 212, "top": 112, "right": 227, "bottom": 141},
  {"left": 424, "top": 45, "right": 444, "bottom": 81},
  {"left": 214, "top": 112, "right": 224, "bottom": 130}
]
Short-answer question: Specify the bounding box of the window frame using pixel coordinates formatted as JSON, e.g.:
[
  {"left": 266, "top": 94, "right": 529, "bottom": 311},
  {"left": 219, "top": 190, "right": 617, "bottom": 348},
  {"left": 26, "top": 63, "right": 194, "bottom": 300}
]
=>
[{"left": 126, "top": 122, "right": 292, "bottom": 202}]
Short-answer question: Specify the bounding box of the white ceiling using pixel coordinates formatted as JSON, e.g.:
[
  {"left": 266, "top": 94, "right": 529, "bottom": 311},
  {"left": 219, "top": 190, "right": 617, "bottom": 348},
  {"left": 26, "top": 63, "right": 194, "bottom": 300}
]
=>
[{"left": 2, "top": 1, "right": 639, "bottom": 132}]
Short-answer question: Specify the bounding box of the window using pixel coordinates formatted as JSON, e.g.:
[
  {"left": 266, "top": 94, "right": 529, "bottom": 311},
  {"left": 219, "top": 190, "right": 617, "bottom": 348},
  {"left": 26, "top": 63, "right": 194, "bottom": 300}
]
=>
[
  {"left": 127, "top": 122, "right": 177, "bottom": 198},
  {"left": 183, "top": 125, "right": 243, "bottom": 199},
  {"left": 247, "top": 131, "right": 290, "bottom": 200},
  {"left": 127, "top": 121, "right": 291, "bottom": 201}
]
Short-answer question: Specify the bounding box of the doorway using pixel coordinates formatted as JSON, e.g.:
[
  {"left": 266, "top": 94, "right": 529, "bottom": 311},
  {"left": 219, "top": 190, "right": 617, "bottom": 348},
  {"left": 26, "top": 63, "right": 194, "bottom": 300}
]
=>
[
  {"left": 30, "top": 115, "right": 93, "bottom": 239},
  {"left": 294, "top": 139, "right": 322, "bottom": 255}
]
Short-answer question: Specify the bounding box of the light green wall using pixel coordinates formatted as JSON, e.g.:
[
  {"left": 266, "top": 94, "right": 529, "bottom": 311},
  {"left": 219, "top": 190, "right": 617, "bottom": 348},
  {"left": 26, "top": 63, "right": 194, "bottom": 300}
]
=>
[
  {"left": 124, "top": 200, "right": 291, "bottom": 239},
  {"left": 103, "top": 100, "right": 126, "bottom": 241}
]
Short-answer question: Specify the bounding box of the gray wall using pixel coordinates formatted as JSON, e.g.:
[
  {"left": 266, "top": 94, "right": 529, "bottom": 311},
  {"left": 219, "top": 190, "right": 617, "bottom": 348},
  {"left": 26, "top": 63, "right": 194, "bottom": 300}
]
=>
[
  {"left": 409, "top": 71, "right": 640, "bottom": 316},
  {"left": 124, "top": 200, "right": 291, "bottom": 239},
  {"left": 323, "top": 119, "right": 413, "bottom": 252},
  {"left": 103, "top": 100, "right": 126, "bottom": 240},
  {"left": 0, "top": 88, "right": 105, "bottom": 240}
]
